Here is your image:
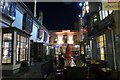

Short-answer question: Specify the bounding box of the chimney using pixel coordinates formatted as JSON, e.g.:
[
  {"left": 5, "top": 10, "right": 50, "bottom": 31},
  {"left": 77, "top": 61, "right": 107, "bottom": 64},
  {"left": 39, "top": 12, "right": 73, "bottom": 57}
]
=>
[{"left": 38, "top": 11, "right": 43, "bottom": 25}]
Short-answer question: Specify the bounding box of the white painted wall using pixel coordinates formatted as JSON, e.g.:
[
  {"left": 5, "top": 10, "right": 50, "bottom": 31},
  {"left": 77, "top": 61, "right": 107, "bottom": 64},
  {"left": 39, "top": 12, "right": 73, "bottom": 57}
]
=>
[
  {"left": 12, "top": 9, "right": 23, "bottom": 30},
  {"left": 30, "top": 24, "right": 38, "bottom": 42}
]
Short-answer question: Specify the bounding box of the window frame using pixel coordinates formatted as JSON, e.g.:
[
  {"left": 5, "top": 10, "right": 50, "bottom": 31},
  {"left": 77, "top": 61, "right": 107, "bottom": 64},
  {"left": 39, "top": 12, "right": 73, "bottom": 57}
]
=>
[{"left": 2, "top": 33, "right": 13, "bottom": 64}]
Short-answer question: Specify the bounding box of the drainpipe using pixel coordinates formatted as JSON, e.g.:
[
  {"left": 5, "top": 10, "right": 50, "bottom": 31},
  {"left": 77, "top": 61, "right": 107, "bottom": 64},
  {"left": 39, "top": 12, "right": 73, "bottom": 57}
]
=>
[{"left": 108, "top": 27, "right": 117, "bottom": 70}]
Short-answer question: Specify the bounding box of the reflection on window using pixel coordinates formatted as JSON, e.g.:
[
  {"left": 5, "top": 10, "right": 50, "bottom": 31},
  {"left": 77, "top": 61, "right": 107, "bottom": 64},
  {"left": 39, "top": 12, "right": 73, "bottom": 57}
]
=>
[{"left": 2, "top": 33, "right": 12, "bottom": 63}]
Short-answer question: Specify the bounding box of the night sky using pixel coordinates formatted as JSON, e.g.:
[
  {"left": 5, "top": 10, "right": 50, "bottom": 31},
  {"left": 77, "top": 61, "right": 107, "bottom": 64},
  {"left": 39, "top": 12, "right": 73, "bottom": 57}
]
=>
[{"left": 25, "top": 2, "right": 82, "bottom": 30}]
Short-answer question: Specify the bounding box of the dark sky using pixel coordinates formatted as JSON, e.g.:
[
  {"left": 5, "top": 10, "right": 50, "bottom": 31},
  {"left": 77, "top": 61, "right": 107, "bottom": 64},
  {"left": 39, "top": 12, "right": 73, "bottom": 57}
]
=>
[{"left": 25, "top": 2, "right": 82, "bottom": 30}]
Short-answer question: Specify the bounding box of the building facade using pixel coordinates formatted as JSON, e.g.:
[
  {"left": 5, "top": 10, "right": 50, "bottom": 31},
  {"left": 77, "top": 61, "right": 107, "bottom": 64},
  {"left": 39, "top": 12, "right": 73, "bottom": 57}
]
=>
[
  {"left": 80, "top": 2, "right": 120, "bottom": 70},
  {"left": 50, "top": 30, "right": 80, "bottom": 55},
  {"left": 0, "top": 2, "right": 34, "bottom": 74}
]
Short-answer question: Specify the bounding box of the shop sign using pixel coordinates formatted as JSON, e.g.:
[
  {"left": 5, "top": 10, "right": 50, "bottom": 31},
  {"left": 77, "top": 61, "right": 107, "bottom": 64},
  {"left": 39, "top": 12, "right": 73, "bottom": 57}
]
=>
[{"left": 102, "top": 0, "right": 120, "bottom": 10}]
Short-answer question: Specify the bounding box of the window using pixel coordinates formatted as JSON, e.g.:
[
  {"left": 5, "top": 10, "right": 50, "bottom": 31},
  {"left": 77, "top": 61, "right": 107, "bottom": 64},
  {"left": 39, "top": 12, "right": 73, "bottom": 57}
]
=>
[
  {"left": 81, "top": 47, "right": 84, "bottom": 54},
  {"left": 63, "top": 35, "right": 67, "bottom": 43},
  {"left": 20, "top": 36, "right": 26, "bottom": 61},
  {"left": 2, "top": 33, "right": 12, "bottom": 63},
  {"left": 53, "top": 36, "right": 58, "bottom": 43},
  {"left": 91, "top": 14, "right": 98, "bottom": 26},
  {"left": 73, "top": 35, "right": 77, "bottom": 42},
  {"left": 0, "top": 1, "right": 16, "bottom": 20},
  {"left": 16, "top": 34, "right": 28, "bottom": 62},
  {"left": 96, "top": 35, "right": 106, "bottom": 60},
  {"left": 25, "top": 38, "right": 28, "bottom": 60},
  {"left": 16, "top": 34, "right": 20, "bottom": 63},
  {"left": 93, "top": 15, "right": 98, "bottom": 25},
  {"left": 99, "top": 3, "right": 113, "bottom": 21},
  {"left": 99, "top": 10, "right": 103, "bottom": 21}
]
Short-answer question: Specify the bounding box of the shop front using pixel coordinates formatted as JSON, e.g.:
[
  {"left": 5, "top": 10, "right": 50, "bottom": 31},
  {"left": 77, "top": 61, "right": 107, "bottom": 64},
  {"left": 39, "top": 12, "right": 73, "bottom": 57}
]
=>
[{"left": 2, "top": 27, "right": 30, "bottom": 74}]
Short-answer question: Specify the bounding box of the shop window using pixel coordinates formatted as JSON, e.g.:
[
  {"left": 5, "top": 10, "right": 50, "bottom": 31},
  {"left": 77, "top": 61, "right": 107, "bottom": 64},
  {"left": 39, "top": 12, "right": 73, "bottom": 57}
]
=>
[
  {"left": 81, "top": 47, "right": 84, "bottom": 54},
  {"left": 20, "top": 36, "right": 26, "bottom": 61},
  {"left": 25, "top": 38, "right": 28, "bottom": 60},
  {"left": 16, "top": 34, "right": 28, "bottom": 62},
  {"left": 96, "top": 34, "right": 106, "bottom": 60},
  {"left": 16, "top": 34, "right": 20, "bottom": 63},
  {"left": 2, "top": 33, "right": 12, "bottom": 63},
  {"left": 93, "top": 15, "right": 97, "bottom": 25}
]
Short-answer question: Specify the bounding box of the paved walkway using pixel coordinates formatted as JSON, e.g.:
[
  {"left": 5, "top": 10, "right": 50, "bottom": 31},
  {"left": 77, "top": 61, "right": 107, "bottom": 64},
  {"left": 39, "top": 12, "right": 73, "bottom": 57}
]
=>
[
  {"left": 2, "top": 62, "right": 55, "bottom": 80},
  {"left": 2, "top": 61, "right": 118, "bottom": 80}
]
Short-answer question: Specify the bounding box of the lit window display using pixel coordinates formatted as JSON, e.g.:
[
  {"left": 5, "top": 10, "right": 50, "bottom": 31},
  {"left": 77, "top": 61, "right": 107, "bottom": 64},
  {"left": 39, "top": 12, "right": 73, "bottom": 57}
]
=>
[
  {"left": 2, "top": 33, "right": 12, "bottom": 63},
  {"left": 81, "top": 47, "right": 84, "bottom": 54},
  {"left": 2, "top": 27, "right": 30, "bottom": 65},
  {"left": 20, "top": 36, "right": 27, "bottom": 61},
  {"left": 16, "top": 34, "right": 20, "bottom": 62},
  {"left": 96, "top": 35, "right": 106, "bottom": 60},
  {"left": 16, "top": 34, "right": 28, "bottom": 62}
]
